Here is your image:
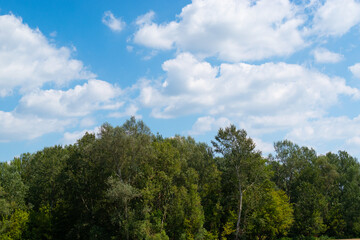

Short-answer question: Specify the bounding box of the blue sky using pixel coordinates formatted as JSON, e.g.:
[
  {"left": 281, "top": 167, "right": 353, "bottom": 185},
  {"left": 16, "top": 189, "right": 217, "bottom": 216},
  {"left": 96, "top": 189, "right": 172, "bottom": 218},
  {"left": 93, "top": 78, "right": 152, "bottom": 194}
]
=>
[{"left": 1, "top": 0, "right": 360, "bottom": 161}]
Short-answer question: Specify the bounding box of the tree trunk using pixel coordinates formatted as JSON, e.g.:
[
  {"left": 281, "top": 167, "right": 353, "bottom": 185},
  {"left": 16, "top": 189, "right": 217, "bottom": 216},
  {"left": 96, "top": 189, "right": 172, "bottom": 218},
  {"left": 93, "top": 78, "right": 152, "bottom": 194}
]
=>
[{"left": 235, "top": 182, "right": 243, "bottom": 240}]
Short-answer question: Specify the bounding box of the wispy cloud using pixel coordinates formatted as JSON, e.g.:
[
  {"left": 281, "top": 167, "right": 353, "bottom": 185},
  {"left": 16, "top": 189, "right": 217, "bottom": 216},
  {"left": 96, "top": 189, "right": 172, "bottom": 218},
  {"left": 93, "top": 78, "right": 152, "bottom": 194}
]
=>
[
  {"left": 102, "top": 11, "right": 125, "bottom": 32},
  {"left": 312, "top": 48, "right": 343, "bottom": 63}
]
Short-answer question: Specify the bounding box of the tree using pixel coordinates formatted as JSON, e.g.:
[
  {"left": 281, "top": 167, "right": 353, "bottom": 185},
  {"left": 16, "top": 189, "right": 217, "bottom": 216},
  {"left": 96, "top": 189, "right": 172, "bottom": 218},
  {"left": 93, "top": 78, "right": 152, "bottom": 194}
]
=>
[{"left": 212, "top": 125, "right": 266, "bottom": 239}]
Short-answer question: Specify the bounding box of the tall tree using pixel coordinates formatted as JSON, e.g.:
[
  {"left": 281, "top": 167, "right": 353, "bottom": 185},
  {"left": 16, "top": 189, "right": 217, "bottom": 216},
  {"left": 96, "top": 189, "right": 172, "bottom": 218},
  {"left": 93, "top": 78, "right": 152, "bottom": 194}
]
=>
[{"left": 212, "top": 125, "right": 266, "bottom": 239}]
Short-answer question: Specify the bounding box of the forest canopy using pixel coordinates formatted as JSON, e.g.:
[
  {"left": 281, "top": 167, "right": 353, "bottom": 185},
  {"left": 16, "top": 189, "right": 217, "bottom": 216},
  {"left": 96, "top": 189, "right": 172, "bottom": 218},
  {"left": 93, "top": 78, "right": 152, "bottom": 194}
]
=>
[{"left": 1, "top": 117, "right": 360, "bottom": 240}]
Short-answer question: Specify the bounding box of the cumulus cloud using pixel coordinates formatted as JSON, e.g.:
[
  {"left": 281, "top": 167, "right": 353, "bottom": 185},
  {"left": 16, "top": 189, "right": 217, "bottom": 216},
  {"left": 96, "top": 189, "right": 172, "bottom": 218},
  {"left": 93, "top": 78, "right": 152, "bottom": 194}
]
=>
[
  {"left": 312, "top": 0, "right": 360, "bottom": 36},
  {"left": 188, "top": 116, "right": 231, "bottom": 135},
  {"left": 134, "top": 0, "right": 306, "bottom": 61},
  {"left": 135, "top": 52, "right": 360, "bottom": 155},
  {"left": 131, "top": 0, "right": 360, "bottom": 155},
  {"left": 0, "top": 111, "right": 71, "bottom": 142},
  {"left": 312, "top": 48, "right": 343, "bottom": 63},
  {"left": 0, "top": 79, "right": 123, "bottom": 142},
  {"left": 139, "top": 53, "right": 359, "bottom": 120},
  {"left": 102, "top": 11, "right": 126, "bottom": 32},
  {"left": 0, "top": 14, "right": 95, "bottom": 96},
  {"left": 0, "top": 78, "right": 124, "bottom": 142},
  {"left": 0, "top": 14, "right": 127, "bottom": 142},
  {"left": 287, "top": 115, "right": 360, "bottom": 142},
  {"left": 134, "top": 11, "right": 177, "bottom": 50},
  {"left": 133, "top": 0, "right": 360, "bottom": 61},
  {"left": 17, "top": 80, "right": 123, "bottom": 118},
  {"left": 285, "top": 115, "right": 360, "bottom": 155}
]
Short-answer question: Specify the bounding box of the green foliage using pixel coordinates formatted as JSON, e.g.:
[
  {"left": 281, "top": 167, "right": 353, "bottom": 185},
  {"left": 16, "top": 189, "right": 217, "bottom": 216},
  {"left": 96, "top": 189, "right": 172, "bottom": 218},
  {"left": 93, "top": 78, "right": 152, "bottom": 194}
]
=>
[
  {"left": 0, "top": 162, "right": 28, "bottom": 208},
  {"left": 1, "top": 118, "right": 360, "bottom": 240},
  {"left": 0, "top": 209, "right": 29, "bottom": 240},
  {"left": 220, "top": 210, "right": 237, "bottom": 240},
  {"left": 245, "top": 185, "right": 294, "bottom": 239},
  {"left": 0, "top": 162, "right": 29, "bottom": 240},
  {"left": 24, "top": 205, "right": 52, "bottom": 240}
]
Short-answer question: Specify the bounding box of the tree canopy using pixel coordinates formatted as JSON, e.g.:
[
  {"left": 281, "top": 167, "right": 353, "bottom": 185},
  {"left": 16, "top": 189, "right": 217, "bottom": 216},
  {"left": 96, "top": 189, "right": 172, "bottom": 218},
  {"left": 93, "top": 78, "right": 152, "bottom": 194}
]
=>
[{"left": 0, "top": 118, "right": 360, "bottom": 239}]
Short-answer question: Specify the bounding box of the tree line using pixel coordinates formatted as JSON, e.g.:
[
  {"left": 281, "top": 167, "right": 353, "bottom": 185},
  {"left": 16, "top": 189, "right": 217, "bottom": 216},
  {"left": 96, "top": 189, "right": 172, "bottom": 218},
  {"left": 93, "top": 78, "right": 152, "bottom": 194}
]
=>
[{"left": 1, "top": 117, "right": 360, "bottom": 240}]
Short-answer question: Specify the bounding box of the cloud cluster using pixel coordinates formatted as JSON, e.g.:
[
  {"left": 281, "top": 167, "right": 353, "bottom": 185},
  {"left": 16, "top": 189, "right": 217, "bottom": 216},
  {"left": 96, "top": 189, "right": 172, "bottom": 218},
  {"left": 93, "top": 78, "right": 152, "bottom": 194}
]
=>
[
  {"left": 136, "top": 52, "right": 360, "bottom": 153},
  {"left": 0, "top": 14, "right": 94, "bottom": 97},
  {"left": 0, "top": 14, "right": 124, "bottom": 142},
  {"left": 130, "top": 0, "right": 360, "bottom": 154},
  {"left": 3, "top": 0, "right": 360, "bottom": 157},
  {"left": 139, "top": 53, "right": 358, "bottom": 119},
  {"left": 288, "top": 115, "right": 360, "bottom": 142},
  {"left": 134, "top": 0, "right": 306, "bottom": 61},
  {"left": 134, "top": 0, "right": 360, "bottom": 61}
]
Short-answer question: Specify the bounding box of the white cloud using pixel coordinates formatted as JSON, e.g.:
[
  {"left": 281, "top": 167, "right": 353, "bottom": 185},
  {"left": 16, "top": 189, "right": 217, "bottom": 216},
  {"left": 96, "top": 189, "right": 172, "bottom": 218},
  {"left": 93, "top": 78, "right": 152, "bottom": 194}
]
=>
[
  {"left": 17, "top": 80, "right": 123, "bottom": 118},
  {"left": 135, "top": 52, "right": 360, "bottom": 155},
  {"left": 102, "top": 11, "right": 126, "bottom": 32},
  {"left": 139, "top": 53, "right": 359, "bottom": 120},
  {"left": 0, "top": 79, "right": 124, "bottom": 142},
  {"left": 136, "top": 10, "right": 155, "bottom": 25},
  {"left": 130, "top": 0, "right": 360, "bottom": 156},
  {"left": 0, "top": 13, "right": 134, "bottom": 143},
  {"left": 80, "top": 117, "right": 96, "bottom": 128},
  {"left": 134, "top": 0, "right": 306, "bottom": 61},
  {"left": 347, "top": 136, "right": 360, "bottom": 146},
  {"left": 0, "top": 111, "right": 71, "bottom": 142},
  {"left": 0, "top": 14, "right": 95, "bottom": 96},
  {"left": 108, "top": 104, "right": 141, "bottom": 119},
  {"left": 312, "top": 48, "right": 343, "bottom": 63},
  {"left": 239, "top": 112, "right": 321, "bottom": 137},
  {"left": 285, "top": 115, "right": 360, "bottom": 155},
  {"left": 188, "top": 116, "right": 274, "bottom": 154},
  {"left": 288, "top": 115, "right": 360, "bottom": 142},
  {"left": 188, "top": 116, "right": 231, "bottom": 135},
  {"left": 133, "top": 0, "right": 360, "bottom": 61},
  {"left": 312, "top": 0, "right": 360, "bottom": 36},
  {"left": 62, "top": 126, "right": 101, "bottom": 145},
  {"left": 349, "top": 63, "right": 360, "bottom": 78},
  {"left": 142, "top": 50, "right": 158, "bottom": 61},
  {"left": 134, "top": 18, "right": 178, "bottom": 50},
  {"left": 253, "top": 138, "right": 274, "bottom": 154}
]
